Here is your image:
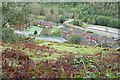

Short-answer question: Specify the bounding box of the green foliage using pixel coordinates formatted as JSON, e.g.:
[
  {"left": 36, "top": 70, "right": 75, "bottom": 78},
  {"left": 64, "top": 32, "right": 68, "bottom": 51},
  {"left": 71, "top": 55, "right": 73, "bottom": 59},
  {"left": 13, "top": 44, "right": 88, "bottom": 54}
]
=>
[
  {"left": 72, "top": 19, "right": 83, "bottom": 27},
  {"left": 51, "top": 28, "right": 63, "bottom": 37},
  {"left": 87, "top": 18, "right": 96, "bottom": 24},
  {"left": 34, "top": 30, "right": 37, "bottom": 35},
  {"left": 73, "top": 75, "right": 83, "bottom": 78},
  {"left": 116, "top": 41, "right": 120, "bottom": 46},
  {"left": 59, "top": 3, "right": 118, "bottom": 29},
  {"left": 1, "top": 28, "right": 24, "bottom": 43},
  {"left": 37, "top": 16, "right": 46, "bottom": 20},
  {"left": 2, "top": 2, "right": 119, "bottom": 29},
  {"left": 106, "top": 70, "right": 116, "bottom": 78},
  {"left": 85, "top": 71, "right": 96, "bottom": 78},
  {"left": 59, "top": 15, "right": 66, "bottom": 23},
  {"left": 86, "top": 30, "right": 94, "bottom": 33},
  {"left": 96, "top": 15, "right": 110, "bottom": 26},
  {"left": 73, "top": 55, "right": 94, "bottom": 65},
  {"left": 109, "top": 18, "right": 119, "bottom": 28},
  {"left": 67, "top": 34, "right": 82, "bottom": 44},
  {"left": 41, "top": 28, "right": 51, "bottom": 36},
  {"left": 102, "top": 42, "right": 110, "bottom": 48},
  {"left": 2, "top": 3, "right": 31, "bottom": 26},
  {"left": 45, "top": 8, "right": 60, "bottom": 25},
  {"left": 97, "top": 42, "right": 110, "bottom": 48},
  {"left": 41, "top": 28, "right": 63, "bottom": 37}
]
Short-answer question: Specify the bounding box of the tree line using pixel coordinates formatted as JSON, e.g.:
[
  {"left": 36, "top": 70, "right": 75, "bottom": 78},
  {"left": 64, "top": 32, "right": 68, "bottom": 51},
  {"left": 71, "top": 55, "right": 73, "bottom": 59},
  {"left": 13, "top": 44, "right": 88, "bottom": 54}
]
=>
[{"left": 2, "top": 2, "right": 119, "bottom": 29}]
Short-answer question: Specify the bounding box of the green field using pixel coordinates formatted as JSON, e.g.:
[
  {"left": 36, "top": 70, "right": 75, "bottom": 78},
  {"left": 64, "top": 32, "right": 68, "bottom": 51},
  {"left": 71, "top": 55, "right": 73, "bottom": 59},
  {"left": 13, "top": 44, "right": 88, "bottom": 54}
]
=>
[{"left": 36, "top": 40, "right": 102, "bottom": 54}]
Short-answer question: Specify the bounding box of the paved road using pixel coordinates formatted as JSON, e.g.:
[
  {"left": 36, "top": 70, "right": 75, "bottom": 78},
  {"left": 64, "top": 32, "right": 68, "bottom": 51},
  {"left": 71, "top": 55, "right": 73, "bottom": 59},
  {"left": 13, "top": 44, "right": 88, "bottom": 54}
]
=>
[
  {"left": 62, "top": 19, "right": 118, "bottom": 48},
  {"left": 87, "top": 25, "right": 120, "bottom": 38},
  {"left": 64, "top": 19, "right": 120, "bottom": 38}
]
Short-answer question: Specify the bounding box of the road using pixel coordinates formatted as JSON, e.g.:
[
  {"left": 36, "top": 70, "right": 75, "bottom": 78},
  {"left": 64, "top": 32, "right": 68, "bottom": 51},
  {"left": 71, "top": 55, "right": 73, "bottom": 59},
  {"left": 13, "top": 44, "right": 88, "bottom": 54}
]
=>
[
  {"left": 64, "top": 19, "right": 120, "bottom": 38},
  {"left": 63, "top": 19, "right": 119, "bottom": 48},
  {"left": 87, "top": 24, "right": 120, "bottom": 38}
]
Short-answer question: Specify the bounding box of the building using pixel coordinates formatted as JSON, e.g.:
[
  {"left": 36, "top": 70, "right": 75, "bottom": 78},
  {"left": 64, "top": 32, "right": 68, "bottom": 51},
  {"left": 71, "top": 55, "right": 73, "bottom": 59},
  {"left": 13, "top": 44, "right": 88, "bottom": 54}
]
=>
[{"left": 37, "top": 20, "right": 52, "bottom": 28}]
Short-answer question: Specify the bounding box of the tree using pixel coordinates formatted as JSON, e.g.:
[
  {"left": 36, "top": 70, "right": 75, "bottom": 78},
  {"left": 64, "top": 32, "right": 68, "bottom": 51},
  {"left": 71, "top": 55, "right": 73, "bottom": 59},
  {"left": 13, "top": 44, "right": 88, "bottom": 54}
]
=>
[
  {"left": 59, "top": 15, "right": 66, "bottom": 23},
  {"left": 45, "top": 8, "right": 53, "bottom": 22},
  {"left": 30, "top": 3, "right": 40, "bottom": 16},
  {"left": 67, "top": 34, "right": 82, "bottom": 44},
  {"left": 1, "top": 27, "right": 24, "bottom": 43},
  {"left": 34, "top": 30, "right": 37, "bottom": 36},
  {"left": 72, "top": 19, "right": 83, "bottom": 27},
  {"left": 52, "top": 8, "right": 60, "bottom": 26},
  {"left": 2, "top": 3, "right": 31, "bottom": 29}
]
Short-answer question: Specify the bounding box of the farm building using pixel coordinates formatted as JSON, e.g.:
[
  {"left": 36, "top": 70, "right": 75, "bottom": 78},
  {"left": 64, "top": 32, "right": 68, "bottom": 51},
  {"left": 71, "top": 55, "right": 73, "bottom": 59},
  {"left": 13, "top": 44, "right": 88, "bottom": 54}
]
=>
[{"left": 37, "top": 20, "right": 52, "bottom": 28}]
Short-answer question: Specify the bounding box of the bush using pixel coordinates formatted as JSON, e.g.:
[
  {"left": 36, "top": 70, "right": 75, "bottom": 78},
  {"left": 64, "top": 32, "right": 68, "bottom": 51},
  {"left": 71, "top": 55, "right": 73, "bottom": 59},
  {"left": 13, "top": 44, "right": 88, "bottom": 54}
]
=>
[
  {"left": 86, "top": 30, "right": 94, "bottom": 33},
  {"left": 1, "top": 28, "right": 24, "bottom": 43},
  {"left": 96, "top": 15, "right": 110, "bottom": 26},
  {"left": 67, "top": 34, "right": 82, "bottom": 44},
  {"left": 97, "top": 42, "right": 110, "bottom": 48},
  {"left": 87, "top": 18, "right": 95, "bottom": 24},
  {"left": 102, "top": 42, "right": 111, "bottom": 48},
  {"left": 59, "top": 16, "right": 66, "bottom": 23},
  {"left": 34, "top": 30, "right": 37, "bottom": 35},
  {"left": 116, "top": 41, "right": 120, "bottom": 46},
  {"left": 72, "top": 19, "right": 83, "bottom": 27},
  {"left": 109, "top": 18, "right": 119, "bottom": 29}
]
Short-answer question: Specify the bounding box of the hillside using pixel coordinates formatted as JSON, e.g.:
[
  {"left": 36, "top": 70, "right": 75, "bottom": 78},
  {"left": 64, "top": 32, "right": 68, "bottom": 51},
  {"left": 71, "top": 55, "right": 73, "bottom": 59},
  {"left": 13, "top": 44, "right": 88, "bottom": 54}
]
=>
[
  {"left": 1, "top": 2, "right": 120, "bottom": 79},
  {"left": 1, "top": 41, "right": 119, "bottom": 78}
]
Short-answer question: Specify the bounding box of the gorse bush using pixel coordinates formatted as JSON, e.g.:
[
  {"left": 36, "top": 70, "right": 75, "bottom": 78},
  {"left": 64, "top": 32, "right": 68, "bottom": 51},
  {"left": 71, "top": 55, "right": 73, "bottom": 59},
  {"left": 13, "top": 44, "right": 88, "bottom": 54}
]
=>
[{"left": 67, "top": 34, "right": 82, "bottom": 44}]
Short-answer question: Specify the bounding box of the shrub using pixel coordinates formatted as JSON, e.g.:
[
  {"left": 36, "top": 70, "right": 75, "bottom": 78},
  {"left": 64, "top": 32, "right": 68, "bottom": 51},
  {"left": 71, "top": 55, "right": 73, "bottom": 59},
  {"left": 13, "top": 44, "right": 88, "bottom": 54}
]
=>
[
  {"left": 67, "top": 34, "right": 82, "bottom": 44},
  {"left": 102, "top": 42, "right": 110, "bottom": 48},
  {"left": 117, "top": 41, "right": 120, "bottom": 46},
  {"left": 96, "top": 15, "right": 110, "bottom": 26},
  {"left": 34, "top": 30, "right": 37, "bottom": 35},
  {"left": 72, "top": 19, "right": 83, "bottom": 27},
  {"left": 86, "top": 30, "right": 93, "bottom": 33},
  {"left": 1, "top": 28, "right": 24, "bottom": 43},
  {"left": 59, "top": 16, "right": 66, "bottom": 23},
  {"left": 109, "top": 18, "right": 119, "bottom": 29},
  {"left": 72, "top": 19, "right": 79, "bottom": 26},
  {"left": 87, "top": 18, "right": 95, "bottom": 24},
  {"left": 97, "top": 42, "right": 110, "bottom": 48}
]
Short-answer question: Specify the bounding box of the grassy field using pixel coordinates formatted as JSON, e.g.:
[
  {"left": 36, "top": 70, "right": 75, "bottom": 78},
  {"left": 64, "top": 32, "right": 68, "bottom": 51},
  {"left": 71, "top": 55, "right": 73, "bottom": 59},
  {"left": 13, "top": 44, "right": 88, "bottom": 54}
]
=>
[
  {"left": 35, "top": 40, "right": 110, "bottom": 54},
  {"left": 27, "top": 26, "right": 43, "bottom": 32}
]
